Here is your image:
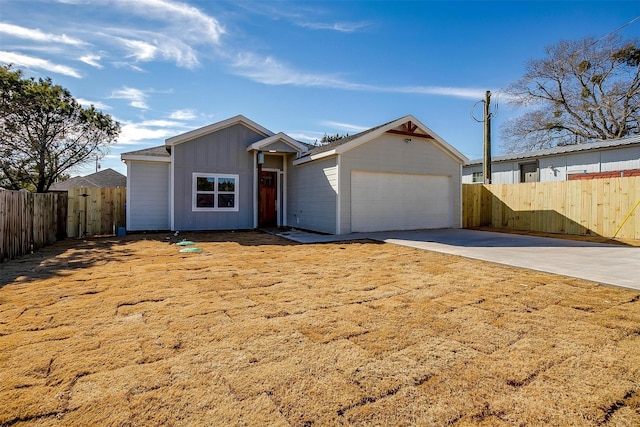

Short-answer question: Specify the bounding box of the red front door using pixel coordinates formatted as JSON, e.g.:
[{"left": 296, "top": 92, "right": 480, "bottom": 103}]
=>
[{"left": 259, "top": 171, "right": 277, "bottom": 227}]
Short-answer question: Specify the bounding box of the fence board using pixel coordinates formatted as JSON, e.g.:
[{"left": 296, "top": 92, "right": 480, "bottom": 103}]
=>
[
  {"left": 66, "top": 187, "right": 126, "bottom": 237},
  {"left": 462, "top": 176, "right": 640, "bottom": 240},
  {"left": 0, "top": 190, "right": 67, "bottom": 263}
]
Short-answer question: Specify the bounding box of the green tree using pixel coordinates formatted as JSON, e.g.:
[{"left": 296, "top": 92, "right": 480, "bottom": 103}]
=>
[
  {"left": 0, "top": 66, "right": 120, "bottom": 192},
  {"left": 501, "top": 35, "right": 640, "bottom": 152},
  {"left": 317, "top": 132, "right": 349, "bottom": 145}
]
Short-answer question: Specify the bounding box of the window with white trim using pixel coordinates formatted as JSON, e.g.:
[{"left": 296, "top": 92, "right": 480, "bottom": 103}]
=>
[{"left": 192, "top": 173, "right": 239, "bottom": 211}]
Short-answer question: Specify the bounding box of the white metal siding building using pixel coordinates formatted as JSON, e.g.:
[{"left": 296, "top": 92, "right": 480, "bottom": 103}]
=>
[{"left": 463, "top": 135, "right": 640, "bottom": 184}]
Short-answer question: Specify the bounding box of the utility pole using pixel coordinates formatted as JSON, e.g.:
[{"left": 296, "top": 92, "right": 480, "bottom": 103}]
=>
[{"left": 483, "top": 90, "right": 492, "bottom": 184}]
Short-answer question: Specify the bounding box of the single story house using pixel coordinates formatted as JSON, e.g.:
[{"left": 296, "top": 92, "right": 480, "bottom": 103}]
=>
[
  {"left": 49, "top": 168, "right": 127, "bottom": 192},
  {"left": 121, "top": 114, "right": 467, "bottom": 235},
  {"left": 463, "top": 135, "right": 640, "bottom": 184}
]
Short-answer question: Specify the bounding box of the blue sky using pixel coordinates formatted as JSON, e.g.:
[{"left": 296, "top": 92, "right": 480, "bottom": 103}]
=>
[{"left": 1, "top": 0, "right": 638, "bottom": 176}]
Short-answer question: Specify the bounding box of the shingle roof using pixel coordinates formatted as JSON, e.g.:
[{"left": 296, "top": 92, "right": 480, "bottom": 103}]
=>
[
  {"left": 466, "top": 134, "right": 640, "bottom": 166},
  {"left": 49, "top": 168, "right": 126, "bottom": 191},
  {"left": 300, "top": 119, "right": 396, "bottom": 158},
  {"left": 121, "top": 145, "right": 171, "bottom": 157}
]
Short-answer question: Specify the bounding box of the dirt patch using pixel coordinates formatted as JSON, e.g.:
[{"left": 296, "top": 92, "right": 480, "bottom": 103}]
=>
[{"left": 1, "top": 231, "right": 639, "bottom": 426}]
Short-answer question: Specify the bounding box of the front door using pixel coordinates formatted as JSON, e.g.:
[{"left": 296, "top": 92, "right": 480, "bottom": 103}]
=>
[{"left": 259, "top": 171, "right": 277, "bottom": 227}]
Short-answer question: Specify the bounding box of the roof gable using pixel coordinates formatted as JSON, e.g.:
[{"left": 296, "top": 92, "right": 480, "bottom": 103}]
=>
[
  {"left": 165, "top": 115, "right": 274, "bottom": 147},
  {"left": 246, "top": 132, "right": 309, "bottom": 153},
  {"left": 294, "top": 115, "right": 467, "bottom": 165}
]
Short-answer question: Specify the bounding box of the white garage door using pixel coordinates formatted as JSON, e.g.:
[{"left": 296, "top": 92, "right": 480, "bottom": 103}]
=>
[{"left": 351, "top": 171, "right": 452, "bottom": 232}]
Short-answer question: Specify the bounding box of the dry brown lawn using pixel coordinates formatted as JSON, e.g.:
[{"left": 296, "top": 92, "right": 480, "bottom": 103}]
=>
[{"left": 1, "top": 231, "right": 639, "bottom": 426}]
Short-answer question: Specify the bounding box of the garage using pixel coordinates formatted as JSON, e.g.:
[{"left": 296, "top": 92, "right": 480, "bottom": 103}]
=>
[{"left": 351, "top": 171, "right": 452, "bottom": 232}]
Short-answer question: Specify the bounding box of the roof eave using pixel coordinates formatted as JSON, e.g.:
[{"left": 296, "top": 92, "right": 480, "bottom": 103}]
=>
[
  {"left": 121, "top": 154, "right": 171, "bottom": 163},
  {"left": 293, "top": 149, "right": 337, "bottom": 165}
]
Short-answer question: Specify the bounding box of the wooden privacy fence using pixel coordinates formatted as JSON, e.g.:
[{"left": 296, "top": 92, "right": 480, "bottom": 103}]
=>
[
  {"left": 0, "top": 189, "right": 68, "bottom": 263},
  {"left": 67, "top": 187, "right": 126, "bottom": 238},
  {"left": 462, "top": 176, "right": 640, "bottom": 240}
]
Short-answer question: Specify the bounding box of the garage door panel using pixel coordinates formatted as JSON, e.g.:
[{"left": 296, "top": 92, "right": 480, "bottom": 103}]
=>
[{"left": 351, "top": 171, "right": 451, "bottom": 232}]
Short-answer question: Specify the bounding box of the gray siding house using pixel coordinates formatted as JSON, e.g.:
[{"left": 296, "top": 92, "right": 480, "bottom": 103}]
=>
[
  {"left": 122, "top": 115, "right": 467, "bottom": 235},
  {"left": 463, "top": 135, "right": 640, "bottom": 184}
]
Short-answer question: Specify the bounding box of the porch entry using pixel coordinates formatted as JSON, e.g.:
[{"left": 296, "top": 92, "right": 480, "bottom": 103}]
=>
[{"left": 259, "top": 170, "right": 277, "bottom": 227}]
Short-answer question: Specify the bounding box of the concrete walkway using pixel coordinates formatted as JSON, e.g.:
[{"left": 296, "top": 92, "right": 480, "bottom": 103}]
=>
[{"left": 274, "top": 228, "right": 640, "bottom": 291}]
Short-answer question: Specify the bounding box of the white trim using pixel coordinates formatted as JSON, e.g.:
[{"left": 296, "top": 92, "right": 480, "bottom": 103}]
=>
[
  {"left": 336, "top": 155, "right": 341, "bottom": 235},
  {"left": 125, "top": 162, "right": 131, "bottom": 231},
  {"left": 253, "top": 151, "right": 258, "bottom": 229},
  {"left": 166, "top": 115, "right": 274, "bottom": 146},
  {"left": 169, "top": 154, "right": 175, "bottom": 230},
  {"left": 282, "top": 160, "right": 288, "bottom": 226},
  {"left": 191, "top": 173, "right": 240, "bottom": 212},
  {"left": 246, "top": 132, "right": 308, "bottom": 153}
]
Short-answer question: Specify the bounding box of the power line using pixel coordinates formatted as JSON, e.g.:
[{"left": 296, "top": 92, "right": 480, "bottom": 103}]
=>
[{"left": 589, "top": 15, "right": 640, "bottom": 48}]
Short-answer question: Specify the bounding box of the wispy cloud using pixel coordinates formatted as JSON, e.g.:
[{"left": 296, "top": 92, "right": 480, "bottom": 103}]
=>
[
  {"left": 231, "top": 52, "right": 364, "bottom": 89},
  {"left": 230, "top": 52, "right": 488, "bottom": 100},
  {"left": 79, "top": 54, "right": 103, "bottom": 68},
  {"left": 77, "top": 98, "right": 111, "bottom": 110},
  {"left": 0, "top": 22, "right": 88, "bottom": 46},
  {"left": 398, "top": 86, "right": 487, "bottom": 100},
  {"left": 110, "top": 87, "right": 149, "bottom": 109},
  {"left": 297, "top": 21, "right": 371, "bottom": 32},
  {"left": 0, "top": 51, "right": 82, "bottom": 78},
  {"left": 112, "top": 0, "right": 224, "bottom": 44},
  {"left": 169, "top": 109, "right": 197, "bottom": 120},
  {"left": 321, "top": 121, "right": 369, "bottom": 133}
]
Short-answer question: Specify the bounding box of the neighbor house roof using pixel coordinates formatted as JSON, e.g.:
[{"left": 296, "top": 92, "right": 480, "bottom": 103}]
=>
[
  {"left": 294, "top": 115, "right": 468, "bottom": 165},
  {"left": 49, "top": 168, "right": 126, "bottom": 191},
  {"left": 465, "top": 134, "right": 640, "bottom": 166},
  {"left": 165, "top": 115, "right": 274, "bottom": 147}
]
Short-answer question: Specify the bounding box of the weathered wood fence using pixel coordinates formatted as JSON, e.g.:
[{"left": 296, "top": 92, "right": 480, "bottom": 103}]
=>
[
  {"left": 463, "top": 176, "right": 640, "bottom": 240},
  {"left": 67, "top": 187, "right": 126, "bottom": 238},
  {"left": 0, "top": 189, "right": 68, "bottom": 263}
]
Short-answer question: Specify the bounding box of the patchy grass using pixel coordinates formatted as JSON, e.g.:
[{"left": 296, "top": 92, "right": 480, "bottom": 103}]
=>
[{"left": 1, "top": 231, "right": 639, "bottom": 426}]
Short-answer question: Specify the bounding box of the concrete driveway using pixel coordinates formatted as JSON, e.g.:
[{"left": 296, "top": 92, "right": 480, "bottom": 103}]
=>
[{"left": 276, "top": 228, "right": 640, "bottom": 291}]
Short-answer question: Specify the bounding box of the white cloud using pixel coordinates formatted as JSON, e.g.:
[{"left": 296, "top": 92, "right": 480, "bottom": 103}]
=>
[
  {"left": 321, "top": 121, "right": 369, "bottom": 133},
  {"left": 230, "top": 51, "right": 487, "bottom": 100},
  {"left": 77, "top": 98, "right": 111, "bottom": 110},
  {"left": 113, "top": 0, "right": 224, "bottom": 44},
  {"left": 286, "top": 132, "right": 323, "bottom": 144},
  {"left": 0, "top": 51, "right": 82, "bottom": 78},
  {"left": 79, "top": 54, "right": 103, "bottom": 68},
  {"left": 298, "top": 21, "right": 371, "bottom": 33},
  {"left": 0, "top": 22, "right": 88, "bottom": 46},
  {"left": 110, "top": 87, "right": 149, "bottom": 109},
  {"left": 169, "top": 109, "right": 197, "bottom": 120},
  {"left": 117, "top": 121, "right": 178, "bottom": 145},
  {"left": 231, "top": 52, "right": 363, "bottom": 88},
  {"left": 398, "top": 86, "right": 487, "bottom": 100},
  {"left": 119, "top": 38, "right": 157, "bottom": 62}
]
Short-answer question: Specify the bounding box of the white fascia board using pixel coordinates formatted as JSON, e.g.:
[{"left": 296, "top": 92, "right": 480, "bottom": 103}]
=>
[
  {"left": 246, "top": 132, "right": 309, "bottom": 153},
  {"left": 292, "top": 149, "right": 337, "bottom": 165},
  {"left": 166, "top": 115, "right": 275, "bottom": 146},
  {"left": 121, "top": 155, "right": 171, "bottom": 163}
]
